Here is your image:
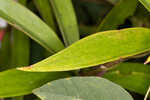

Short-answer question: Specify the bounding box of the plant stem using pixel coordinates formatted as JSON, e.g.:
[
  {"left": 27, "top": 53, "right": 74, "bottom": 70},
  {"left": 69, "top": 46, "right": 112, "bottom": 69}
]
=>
[{"left": 144, "top": 86, "right": 150, "bottom": 100}]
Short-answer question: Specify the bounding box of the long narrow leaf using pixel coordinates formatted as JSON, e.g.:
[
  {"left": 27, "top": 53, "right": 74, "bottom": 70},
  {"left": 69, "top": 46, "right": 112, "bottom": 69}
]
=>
[
  {"left": 96, "top": 0, "right": 138, "bottom": 32},
  {"left": 0, "top": 31, "right": 11, "bottom": 71},
  {"left": 33, "top": 0, "right": 58, "bottom": 57},
  {"left": 0, "top": 0, "right": 64, "bottom": 53},
  {"left": 49, "top": 0, "right": 80, "bottom": 46},
  {"left": 11, "top": 27, "right": 30, "bottom": 68},
  {"left": 0, "top": 69, "right": 70, "bottom": 98},
  {"left": 11, "top": 0, "right": 30, "bottom": 68},
  {"left": 19, "top": 28, "right": 150, "bottom": 72},
  {"left": 33, "top": 0, "right": 57, "bottom": 31},
  {"left": 11, "top": 1, "right": 29, "bottom": 99},
  {"left": 138, "top": 0, "right": 150, "bottom": 12}
]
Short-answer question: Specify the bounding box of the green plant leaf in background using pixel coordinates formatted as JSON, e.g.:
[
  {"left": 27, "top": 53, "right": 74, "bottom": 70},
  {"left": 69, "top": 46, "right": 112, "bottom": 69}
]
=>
[
  {"left": 0, "top": 69, "right": 70, "bottom": 98},
  {"left": 49, "top": 0, "right": 80, "bottom": 46},
  {"left": 11, "top": 0, "right": 30, "bottom": 68},
  {"left": 103, "top": 62, "right": 150, "bottom": 96},
  {"left": 33, "top": 77, "right": 133, "bottom": 100},
  {"left": 20, "top": 28, "right": 150, "bottom": 72},
  {"left": 0, "top": 0, "right": 64, "bottom": 54},
  {"left": 138, "top": 0, "right": 150, "bottom": 12},
  {"left": 11, "top": 28, "right": 30, "bottom": 68},
  {"left": 0, "top": 30, "right": 11, "bottom": 71},
  {"left": 138, "top": 0, "right": 150, "bottom": 65},
  {"left": 96, "top": 0, "right": 138, "bottom": 32},
  {"left": 33, "top": 0, "right": 57, "bottom": 31},
  {"left": 10, "top": 0, "right": 30, "bottom": 99},
  {"left": 33, "top": 0, "right": 58, "bottom": 57}
]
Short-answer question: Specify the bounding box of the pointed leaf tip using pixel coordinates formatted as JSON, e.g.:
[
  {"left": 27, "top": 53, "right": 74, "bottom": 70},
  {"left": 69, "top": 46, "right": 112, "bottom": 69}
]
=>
[{"left": 144, "top": 56, "right": 150, "bottom": 64}]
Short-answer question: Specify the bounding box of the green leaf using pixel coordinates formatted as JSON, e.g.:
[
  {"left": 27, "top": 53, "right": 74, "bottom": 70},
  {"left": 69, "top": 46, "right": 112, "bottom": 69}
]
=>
[
  {"left": 0, "top": 69, "right": 70, "bottom": 98},
  {"left": 96, "top": 0, "right": 138, "bottom": 32},
  {"left": 49, "top": 0, "right": 80, "bottom": 46},
  {"left": 0, "top": 0, "right": 64, "bottom": 53},
  {"left": 10, "top": 0, "right": 30, "bottom": 69},
  {"left": 144, "top": 56, "right": 150, "bottom": 64},
  {"left": 20, "top": 27, "right": 150, "bottom": 72},
  {"left": 33, "top": 0, "right": 57, "bottom": 31},
  {"left": 138, "top": 0, "right": 150, "bottom": 12},
  {"left": 0, "top": 31, "right": 11, "bottom": 71},
  {"left": 33, "top": 0, "right": 58, "bottom": 57},
  {"left": 103, "top": 62, "right": 150, "bottom": 95},
  {"left": 11, "top": 28, "right": 30, "bottom": 68},
  {"left": 11, "top": 0, "right": 29, "bottom": 99},
  {"left": 33, "top": 77, "right": 133, "bottom": 100}
]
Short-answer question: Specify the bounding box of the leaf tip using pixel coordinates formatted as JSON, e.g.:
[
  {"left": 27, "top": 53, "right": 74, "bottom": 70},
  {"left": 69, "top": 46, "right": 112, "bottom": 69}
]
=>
[
  {"left": 17, "top": 65, "right": 33, "bottom": 71},
  {"left": 144, "top": 56, "right": 150, "bottom": 65}
]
